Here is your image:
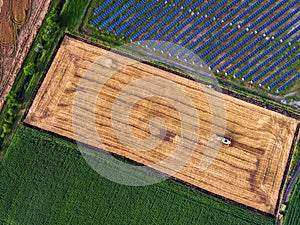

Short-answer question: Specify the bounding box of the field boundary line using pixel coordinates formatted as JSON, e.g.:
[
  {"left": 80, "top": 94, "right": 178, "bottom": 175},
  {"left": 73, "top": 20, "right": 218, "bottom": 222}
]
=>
[{"left": 21, "top": 35, "right": 66, "bottom": 123}]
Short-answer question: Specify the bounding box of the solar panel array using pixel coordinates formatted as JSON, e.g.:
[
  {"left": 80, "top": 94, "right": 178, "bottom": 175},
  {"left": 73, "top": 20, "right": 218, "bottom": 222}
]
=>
[{"left": 91, "top": 0, "right": 300, "bottom": 93}]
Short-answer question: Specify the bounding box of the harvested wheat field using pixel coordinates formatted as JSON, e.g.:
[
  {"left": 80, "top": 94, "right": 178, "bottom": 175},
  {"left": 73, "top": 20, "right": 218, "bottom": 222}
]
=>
[{"left": 26, "top": 36, "right": 299, "bottom": 215}]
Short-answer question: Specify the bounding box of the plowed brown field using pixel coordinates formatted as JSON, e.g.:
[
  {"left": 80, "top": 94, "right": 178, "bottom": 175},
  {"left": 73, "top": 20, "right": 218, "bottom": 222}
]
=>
[
  {"left": 0, "top": 0, "right": 16, "bottom": 49},
  {"left": 11, "top": 0, "right": 30, "bottom": 25},
  {"left": 26, "top": 36, "right": 299, "bottom": 215},
  {"left": 0, "top": 0, "right": 51, "bottom": 111}
]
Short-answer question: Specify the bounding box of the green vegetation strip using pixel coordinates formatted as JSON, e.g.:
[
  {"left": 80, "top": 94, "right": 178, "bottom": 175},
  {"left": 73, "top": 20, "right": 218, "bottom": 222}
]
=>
[
  {"left": 0, "top": 125, "right": 275, "bottom": 225},
  {"left": 290, "top": 139, "right": 300, "bottom": 175},
  {"left": 283, "top": 179, "right": 300, "bottom": 225},
  {"left": 0, "top": 0, "right": 91, "bottom": 154}
]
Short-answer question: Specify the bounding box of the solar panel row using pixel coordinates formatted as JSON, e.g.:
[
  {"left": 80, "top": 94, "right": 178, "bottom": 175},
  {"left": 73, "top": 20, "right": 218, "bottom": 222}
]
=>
[{"left": 92, "top": 0, "right": 300, "bottom": 92}]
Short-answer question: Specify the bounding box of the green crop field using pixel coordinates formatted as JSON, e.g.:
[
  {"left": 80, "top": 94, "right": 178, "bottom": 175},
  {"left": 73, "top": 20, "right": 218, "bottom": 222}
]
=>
[
  {"left": 0, "top": 125, "right": 275, "bottom": 225},
  {"left": 60, "top": 0, "right": 92, "bottom": 31},
  {"left": 283, "top": 179, "right": 300, "bottom": 225}
]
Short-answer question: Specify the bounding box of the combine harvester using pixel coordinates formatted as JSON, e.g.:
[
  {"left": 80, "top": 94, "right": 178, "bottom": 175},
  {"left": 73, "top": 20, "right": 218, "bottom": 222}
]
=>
[{"left": 217, "top": 135, "right": 232, "bottom": 146}]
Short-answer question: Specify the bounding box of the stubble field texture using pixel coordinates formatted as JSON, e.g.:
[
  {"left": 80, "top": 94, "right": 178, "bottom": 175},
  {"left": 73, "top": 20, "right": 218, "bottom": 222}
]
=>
[{"left": 25, "top": 37, "right": 300, "bottom": 214}]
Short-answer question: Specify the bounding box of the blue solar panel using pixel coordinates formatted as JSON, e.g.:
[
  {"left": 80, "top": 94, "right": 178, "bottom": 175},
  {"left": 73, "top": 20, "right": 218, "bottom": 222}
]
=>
[
  {"left": 251, "top": 47, "right": 298, "bottom": 83},
  {"left": 247, "top": 1, "right": 283, "bottom": 31},
  {"left": 241, "top": 0, "right": 276, "bottom": 29},
  {"left": 183, "top": 0, "right": 239, "bottom": 52},
  {"left": 93, "top": 0, "right": 300, "bottom": 92},
  {"left": 226, "top": 38, "right": 266, "bottom": 75},
  {"left": 131, "top": 0, "right": 182, "bottom": 42},
  {"left": 94, "top": 0, "right": 111, "bottom": 15},
  {"left": 277, "top": 73, "right": 300, "bottom": 93},
  {"left": 159, "top": 0, "right": 217, "bottom": 53},
  {"left": 198, "top": 27, "right": 238, "bottom": 63},
  {"left": 272, "top": 16, "right": 300, "bottom": 40},
  {"left": 182, "top": 0, "right": 240, "bottom": 61},
  {"left": 168, "top": 0, "right": 226, "bottom": 56},
  {"left": 235, "top": 43, "right": 279, "bottom": 79},
  {"left": 216, "top": 33, "right": 261, "bottom": 72},
  {"left": 123, "top": 1, "right": 166, "bottom": 38},
  {"left": 195, "top": 1, "right": 266, "bottom": 66},
  {"left": 255, "top": 1, "right": 298, "bottom": 35},
  {"left": 115, "top": 0, "right": 157, "bottom": 35},
  {"left": 166, "top": 16, "right": 207, "bottom": 55},
  {"left": 214, "top": 1, "right": 279, "bottom": 72},
  {"left": 92, "top": 1, "right": 123, "bottom": 26},
  {"left": 231, "top": 1, "right": 263, "bottom": 25},
  {"left": 268, "top": 69, "right": 294, "bottom": 89},
  {"left": 260, "top": 47, "right": 299, "bottom": 86},
  {"left": 234, "top": 32, "right": 300, "bottom": 80},
  {"left": 237, "top": 33, "right": 300, "bottom": 79},
  {"left": 190, "top": 0, "right": 251, "bottom": 62},
  {"left": 264, "top": 1, "right": 299, "bottom": 36},
  {"left": 260, "top": 67, "right": 286, "bottom": 87},
  {"left": 206, "top": 29, "right": 249, "bottom": 69},
  {"left": 194, "top": 24, "right": 231, "bottom": 63},
  {"left": 175, "top": 19, "right": 216, "bottom": 58},
  {"left": 99, "top": 0, "right": 136, "bottom": 29},
  {"left": 182, "top": 20, "right": 223, "bottom": 60},
  {"left": 107, "top": 1, "right": 146, "bottom": 32},
  {"left": 147, "top": 0, "right": 204, "bottom": 49},
  {"left": 139, "top": 0, "right": 192, "bottom": 45}
]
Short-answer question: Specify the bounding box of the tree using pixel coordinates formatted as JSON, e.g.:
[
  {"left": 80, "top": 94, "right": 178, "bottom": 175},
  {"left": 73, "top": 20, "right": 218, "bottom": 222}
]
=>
[
  {"left": 7, "top": 107, "right": 16, "bottom": 116},
  {"left": 42, "top": 33, "right": 50, "bottom": 42},
  {"left": 34, "top": 43, "right": 44, "bottom": 53},
  {"left": 4, "top": 115, "right": 13, "bottom": 124},
  {"left": 46, "top": 13, "right": 59, "bottom": 30},
  {"left": 23, "top": 63, "right": 36, "bottom": 76},
  {"left": 2, "top": 123, "right": 11, "bottom": 134},
  {"left": 6, "top": 92, "right": 18, "bottom": 106}
]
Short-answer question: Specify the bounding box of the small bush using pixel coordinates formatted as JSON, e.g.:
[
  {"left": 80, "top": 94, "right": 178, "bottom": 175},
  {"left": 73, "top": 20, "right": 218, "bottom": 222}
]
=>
[{"left": 23, "top": 63, "right": 36, "bottom": 76}]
